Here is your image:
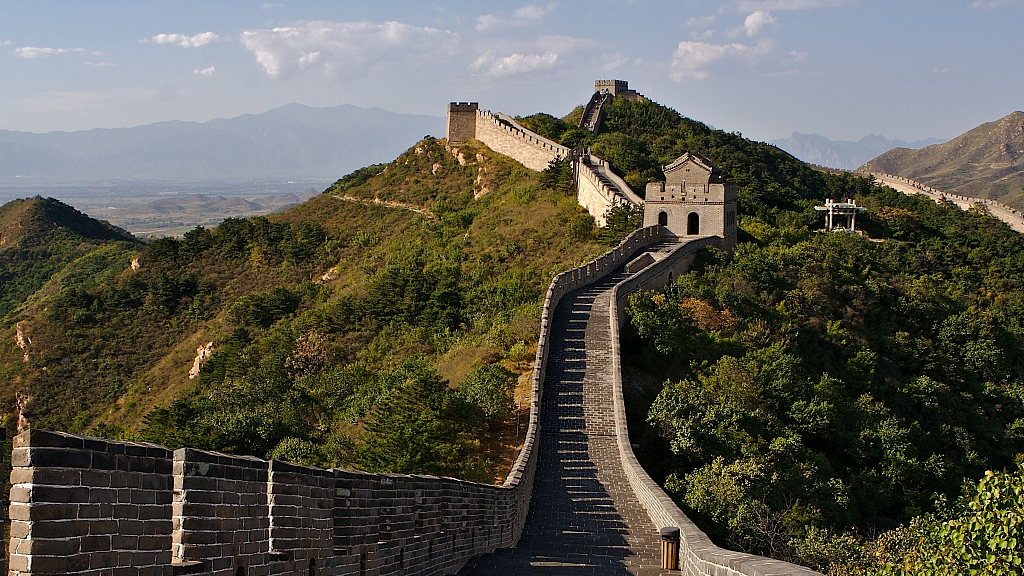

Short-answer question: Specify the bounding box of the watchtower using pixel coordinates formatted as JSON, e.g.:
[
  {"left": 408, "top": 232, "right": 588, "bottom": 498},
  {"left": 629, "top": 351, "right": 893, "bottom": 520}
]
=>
[
  {"left": 643, "top": 152, "right": 737, "bottom": 250},
  {"left": 594, "top": 80, "right": 640, "bottom": 101},
  {"left": 446, "top": 102, "right": 479, "bottom": 145}
]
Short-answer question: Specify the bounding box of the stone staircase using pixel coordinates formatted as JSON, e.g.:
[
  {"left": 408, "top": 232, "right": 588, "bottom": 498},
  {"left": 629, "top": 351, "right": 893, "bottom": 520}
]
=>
[
  {"left": 580, "top": 92, "right": 613, "bottom": 132},
  {"left": 458, "top": 248, "right": 676, "bottom": 575}
]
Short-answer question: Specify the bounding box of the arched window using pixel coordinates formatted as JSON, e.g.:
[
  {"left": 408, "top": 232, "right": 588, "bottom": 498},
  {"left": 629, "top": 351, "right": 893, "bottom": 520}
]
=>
[
  {"left": 658, "top": 211, "right": 668, "bottom": 226},
  {"left": 236, "top": 567, "right": 246, "bottom": 576},
  {"left": 687, "top": 212, "right": 700, "bottom": 234},
  {"left": 309, "top": 558, "right": 317, "bottom": 576}
]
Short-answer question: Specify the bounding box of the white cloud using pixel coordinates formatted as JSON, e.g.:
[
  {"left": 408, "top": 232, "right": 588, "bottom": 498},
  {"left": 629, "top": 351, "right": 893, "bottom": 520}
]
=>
[
  {"left": 85, "top": 61, "right": 114, "bottom": 67},
  {"left": 670, "top": 39, "right": 776, "bottom": 80},
  {"left": 743, "top": 11, "right": 777, "bottom": 35},
  {"left": 476, "top": 4, "right": 553, "bottom": 31},
  {"left": 472, "top": 51, "right": 558, "bottom": 75},
  {"left": 150, "top": 32, "right": 220, "bottom": 48},
  {"left": 470, "top": 35, "right": 596, "bottom": 76},
  {"left": 933, "top": 66, "right": 951, "bottom": 73},
  {"left": 194, "top": 65, "right": 216, "bottom": 76},
  {"left": 736, "top": 0, "right": 852, "bottom": 10},
  {"left": 240, "top": 20, "right": 458, "bottom": 79},
  {"left": 2, "top": 41, "right": 11, "bottom": 46},
  {"left": 14, "top": 46, "right": 84, "bottom": 59}
]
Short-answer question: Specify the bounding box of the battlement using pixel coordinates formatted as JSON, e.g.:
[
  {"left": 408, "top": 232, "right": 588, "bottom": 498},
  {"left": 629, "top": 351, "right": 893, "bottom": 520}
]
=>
[
  {"left": 594, "top": 79, "right": 641, "bottom": 101},
  {"left": 447, "top": 102, "right": 479, "bottom": 113}
]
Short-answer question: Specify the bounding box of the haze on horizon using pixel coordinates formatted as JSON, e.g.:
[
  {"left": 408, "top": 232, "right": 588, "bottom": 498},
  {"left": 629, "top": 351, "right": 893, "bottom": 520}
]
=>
[{"left": 2, "top": 0, "right": 1021, "bottom": 144}]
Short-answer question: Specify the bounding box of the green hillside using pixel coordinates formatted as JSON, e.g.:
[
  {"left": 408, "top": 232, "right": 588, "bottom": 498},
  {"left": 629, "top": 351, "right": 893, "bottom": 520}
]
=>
[
  {"left": 1, "top": 96, "right": 1022, "bottom": 573},
  {"left": 0, "top": 196, "right": 140, "bottom": 320},
  {"left": 861, "top": 111, "right": 1024, "bottom": 209},
  {"left": 0, "top": 138, "right": 608, "bottom": 482}
]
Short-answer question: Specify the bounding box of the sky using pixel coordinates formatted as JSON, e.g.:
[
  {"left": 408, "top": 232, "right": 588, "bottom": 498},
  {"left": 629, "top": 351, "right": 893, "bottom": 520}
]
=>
[{"left": 1, "top": 0, "right": 1022, "bottom": 142}]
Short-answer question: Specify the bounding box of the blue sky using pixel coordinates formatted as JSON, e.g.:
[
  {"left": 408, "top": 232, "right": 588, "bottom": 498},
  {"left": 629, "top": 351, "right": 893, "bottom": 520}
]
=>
[{"left": 1, "top": 0, "right": 1021, "bottom": 142}]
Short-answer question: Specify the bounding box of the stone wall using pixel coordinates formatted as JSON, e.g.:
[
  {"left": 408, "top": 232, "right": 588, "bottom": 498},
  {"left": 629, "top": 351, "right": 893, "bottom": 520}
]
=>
[
  {"left": 445, "top": 103, "right": 479, "bottom": 146},
  {"left": 8, "top": 430, "right": 174, "bottom": 576},
  {"left": 7, "top": 433, "right": 537, "bottom": 576},
  {"left": 445, "top": 104, "right": 643, "bottom": 224},
  {"left": 607, "top": 238, "right": 822, "bottom": 576},
  {"left": 576, "top": 156, "right": 643, "bottom": 227},
  {"left": 471, "top": 110, "right": 569, "bottom": 172}
]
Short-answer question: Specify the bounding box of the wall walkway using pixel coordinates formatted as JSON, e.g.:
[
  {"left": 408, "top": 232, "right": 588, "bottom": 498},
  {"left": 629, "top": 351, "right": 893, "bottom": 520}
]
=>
[
  {"left": 867, "top": 172, "right": 1024, "bottom": 233},
  {"left": 459, "top": 235, "right": 822, "bottom": 575}
]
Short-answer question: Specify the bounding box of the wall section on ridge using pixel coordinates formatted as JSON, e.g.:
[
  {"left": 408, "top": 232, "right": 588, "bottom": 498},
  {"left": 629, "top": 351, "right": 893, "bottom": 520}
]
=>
[
  {"left": 445, "top": 104, "right": 642, "bottom": 225},
  {"left": 471, "top": 110, "right": 570, "bottom": 172}
]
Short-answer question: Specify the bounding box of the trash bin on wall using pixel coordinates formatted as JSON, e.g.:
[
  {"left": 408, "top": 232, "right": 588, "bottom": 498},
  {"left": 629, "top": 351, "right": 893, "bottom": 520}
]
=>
[{"left": 661, "top": 526, "right": 680, "bottom": 570}]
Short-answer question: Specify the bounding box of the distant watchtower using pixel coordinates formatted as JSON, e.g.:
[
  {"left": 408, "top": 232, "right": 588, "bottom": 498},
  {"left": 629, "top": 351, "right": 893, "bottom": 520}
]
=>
[
  {"left": 643, "top": 152, "right": 737, "bottom": 250},
  {"left": 446, "top": 102, "right": 479, "bottom": 145},
  {"left": 581, "top": 80, "right": 644, "bottom": 133},
  {"left": 594, "top": 80, "right": 641, "bottom": 100}
]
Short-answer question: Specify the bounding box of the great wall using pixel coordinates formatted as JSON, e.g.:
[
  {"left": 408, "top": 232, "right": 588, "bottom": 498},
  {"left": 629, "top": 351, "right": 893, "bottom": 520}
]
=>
[{"left": 16, "top": 78, "right": 1023, "bottom": 575}]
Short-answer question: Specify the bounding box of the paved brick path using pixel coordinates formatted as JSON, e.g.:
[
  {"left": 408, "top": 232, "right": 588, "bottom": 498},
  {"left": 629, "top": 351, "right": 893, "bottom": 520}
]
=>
[{"left": 459, "top": 269, "right": 674, "bottom": 575}]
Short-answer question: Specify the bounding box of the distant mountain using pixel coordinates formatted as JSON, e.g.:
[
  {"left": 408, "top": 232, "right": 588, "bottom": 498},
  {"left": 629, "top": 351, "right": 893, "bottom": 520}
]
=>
[
  {"left": 860, "top": 111, "right": 1024, "bottom": 209},
  {"left": 0, "top": 104, "right": 444, "bottom": 181},
  {"left": 771, "top": 133, "right": 945, "bottom": 171}
]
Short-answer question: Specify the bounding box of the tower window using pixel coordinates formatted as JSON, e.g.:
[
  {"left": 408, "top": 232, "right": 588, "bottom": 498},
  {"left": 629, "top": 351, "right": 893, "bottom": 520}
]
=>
[{"left": 658, "top": 211, "right": 668, "bottom": 226}]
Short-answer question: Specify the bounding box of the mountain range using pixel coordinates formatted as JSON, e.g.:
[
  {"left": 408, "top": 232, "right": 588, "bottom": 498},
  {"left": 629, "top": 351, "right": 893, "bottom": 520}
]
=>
[
  {"left": 771, "top": 132, "right": 945, "bottom": 171},
  {"left": 0, "top": 104, "right": 444, "bottom": 182},
  {"left": 860, "top": 111, "right": 1024, "bottom": 208}
]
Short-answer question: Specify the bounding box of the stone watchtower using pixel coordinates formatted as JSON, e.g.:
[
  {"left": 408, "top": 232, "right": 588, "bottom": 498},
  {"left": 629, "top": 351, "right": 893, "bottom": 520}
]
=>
[
  {"left": 446, "top": 102, "right": 479, "bottom": 145},
  {"left": 643, "top": 152, "right": 737, "bottom": 250}
]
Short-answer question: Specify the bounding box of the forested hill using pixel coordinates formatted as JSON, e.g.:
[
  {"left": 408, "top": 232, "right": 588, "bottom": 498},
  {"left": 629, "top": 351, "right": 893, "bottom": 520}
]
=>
[
  {"left": 1, "top": 96, "right": 1022, "bottom": 573},
  {"left": 0, "top": 196, "right": 140, "bottom": 319}
]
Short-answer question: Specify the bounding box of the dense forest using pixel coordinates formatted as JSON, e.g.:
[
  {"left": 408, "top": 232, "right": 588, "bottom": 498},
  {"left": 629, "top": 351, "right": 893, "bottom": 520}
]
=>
[
  {"left": 2, "top": 95, "right": 1022, "bottom": 573},
  {"left": 522, "top": 98, "right": 1024, "bottom": 574}
]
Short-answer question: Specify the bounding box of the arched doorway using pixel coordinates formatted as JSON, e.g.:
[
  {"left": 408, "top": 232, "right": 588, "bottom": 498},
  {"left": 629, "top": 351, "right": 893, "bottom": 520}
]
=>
[
  {"left": 687, "top": 212, "right": 699, "bottom": 235},
  {"left": 658, "top": 211, "right": 668, "bottom": 226}
]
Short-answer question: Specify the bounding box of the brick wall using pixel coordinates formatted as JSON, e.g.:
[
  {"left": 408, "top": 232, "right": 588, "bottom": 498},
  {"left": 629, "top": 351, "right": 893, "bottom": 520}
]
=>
[
  {"left": 172, "top": 448, "right": 270, "bottom": 575},
  {"left": 472, "top": 111, "right": 569, "bottom": 172},
  {"left": 7, "top": 429, "right": 173, "bottom": 576}
]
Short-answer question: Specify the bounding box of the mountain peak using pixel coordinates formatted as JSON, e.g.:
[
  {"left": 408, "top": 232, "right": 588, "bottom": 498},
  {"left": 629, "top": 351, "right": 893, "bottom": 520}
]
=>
[
  {"left": 0, "top": 196, "right": 136, "bottom": 248},
  {"left": 861, "top": 111, "right": 1024, "bottom": 208}
]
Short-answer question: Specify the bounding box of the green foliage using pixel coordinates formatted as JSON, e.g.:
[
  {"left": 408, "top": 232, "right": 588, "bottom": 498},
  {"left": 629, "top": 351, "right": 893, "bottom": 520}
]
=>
[
  {"left": 596, "top": 204, "right": 644, "bottom": 246},
  {"left": 850, "top": 466, "right": 1024, "bottom": 576},
  {"left": 358, "top": 358, "right": 488, "bottom": 480},
  {"left": 458, "top": 363, "right": 517, "bottom": 418},
  {"left": 327, "top": 164, "right": 386, "bottom": 194},
  {"left": 540, "top": 157, "right": 574, "bottom": 195},
  {"left": 629, "top": 185, "right": 1024, "bottom": 569}
]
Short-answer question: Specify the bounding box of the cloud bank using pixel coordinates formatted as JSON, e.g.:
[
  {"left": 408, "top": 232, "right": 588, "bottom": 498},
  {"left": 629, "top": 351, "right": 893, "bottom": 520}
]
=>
[
  {"left": 14, "top": 46, "right": 84, "bottom": 59},
  {"left": 470, "top": 35, "right": 596, "bottom": 76},
  {"left": 240, "top": 20, "right": 457, "bottom": 79},
  {"left": 150, "top": 32, "right": 221, "bottom": 48},
  {"left": 476, "top": 4, "right": 553, "bottom": 31},
  {"left": 670, "top": 39, "right": 777, "bottom": 80}
]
